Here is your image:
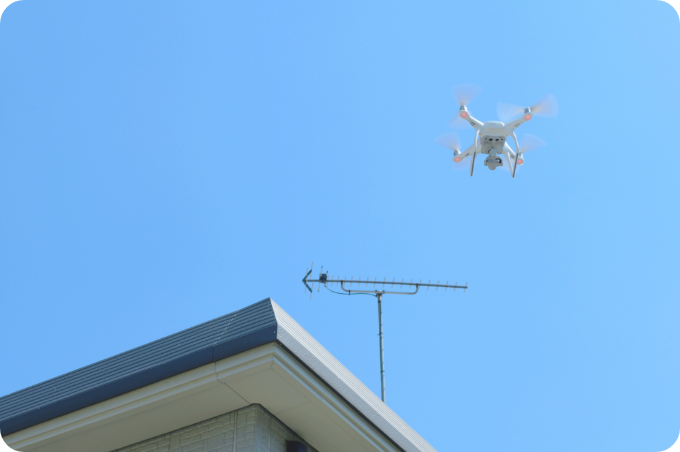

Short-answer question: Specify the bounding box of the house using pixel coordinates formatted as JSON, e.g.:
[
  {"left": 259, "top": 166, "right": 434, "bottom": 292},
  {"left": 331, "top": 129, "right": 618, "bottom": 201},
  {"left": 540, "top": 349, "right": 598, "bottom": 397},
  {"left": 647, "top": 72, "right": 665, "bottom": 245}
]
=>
[{"left": 0, "top": 298, "right": 436, "bottom": 452}]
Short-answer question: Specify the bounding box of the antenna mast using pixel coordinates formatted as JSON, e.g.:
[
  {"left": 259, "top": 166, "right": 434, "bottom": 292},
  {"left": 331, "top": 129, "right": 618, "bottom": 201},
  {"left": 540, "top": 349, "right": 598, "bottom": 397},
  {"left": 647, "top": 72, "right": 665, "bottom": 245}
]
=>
[{"left": 302, "top": 264, "right": 467, "bottom": 403}]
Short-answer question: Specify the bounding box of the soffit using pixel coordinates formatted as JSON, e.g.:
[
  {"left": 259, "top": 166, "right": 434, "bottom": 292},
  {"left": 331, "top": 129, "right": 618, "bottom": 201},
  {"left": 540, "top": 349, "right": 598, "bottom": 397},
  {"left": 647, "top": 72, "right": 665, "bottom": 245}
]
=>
[{"left": 4, "top": 344, "right": 400, "bottom": 452}]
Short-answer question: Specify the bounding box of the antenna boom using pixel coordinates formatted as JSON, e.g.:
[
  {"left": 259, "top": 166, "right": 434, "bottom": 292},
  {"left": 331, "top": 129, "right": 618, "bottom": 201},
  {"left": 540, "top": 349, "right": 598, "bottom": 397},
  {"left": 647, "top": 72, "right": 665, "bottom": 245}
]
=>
[{"left": 300, "top": 266, "right": 468, "bottom": 404}]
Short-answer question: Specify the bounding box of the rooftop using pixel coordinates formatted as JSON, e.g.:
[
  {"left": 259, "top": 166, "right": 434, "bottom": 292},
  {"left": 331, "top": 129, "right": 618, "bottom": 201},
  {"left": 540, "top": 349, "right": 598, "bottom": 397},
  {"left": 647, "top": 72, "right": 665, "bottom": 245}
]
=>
[{"left": 0, "top": 298, "right": 437, "bottom": 452}]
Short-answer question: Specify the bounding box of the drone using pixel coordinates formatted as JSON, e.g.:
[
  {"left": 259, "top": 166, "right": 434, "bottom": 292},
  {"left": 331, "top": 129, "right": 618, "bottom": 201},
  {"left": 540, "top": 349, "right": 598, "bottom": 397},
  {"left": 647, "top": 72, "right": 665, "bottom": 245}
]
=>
[{"left": 435, "top": 85, "right": 558, "bottom": 177}]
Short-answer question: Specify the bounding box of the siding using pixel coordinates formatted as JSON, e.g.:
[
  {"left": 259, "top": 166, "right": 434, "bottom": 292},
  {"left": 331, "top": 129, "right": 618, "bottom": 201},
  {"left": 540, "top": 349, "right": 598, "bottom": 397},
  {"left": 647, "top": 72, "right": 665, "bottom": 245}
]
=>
[{"left": 112, "top": 404, "right": 318, "bottom": 452}]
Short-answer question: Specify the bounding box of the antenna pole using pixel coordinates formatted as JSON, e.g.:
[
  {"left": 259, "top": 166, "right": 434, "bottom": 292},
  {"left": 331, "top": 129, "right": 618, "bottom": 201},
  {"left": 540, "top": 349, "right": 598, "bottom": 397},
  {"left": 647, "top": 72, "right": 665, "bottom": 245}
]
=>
[
  {"left": 377, "top": 292, "right": 386, "bottom": 403},
  {"left": 301, "top": 269, "right": 467, "bottom": 404}
]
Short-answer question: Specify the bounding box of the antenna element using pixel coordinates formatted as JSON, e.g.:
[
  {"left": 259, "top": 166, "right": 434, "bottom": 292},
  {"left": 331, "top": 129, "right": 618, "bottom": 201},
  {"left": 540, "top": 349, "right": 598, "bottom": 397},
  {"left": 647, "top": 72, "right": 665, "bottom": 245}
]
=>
[{"left": 301, "top": 266, "right": 468, "bottom": 403}]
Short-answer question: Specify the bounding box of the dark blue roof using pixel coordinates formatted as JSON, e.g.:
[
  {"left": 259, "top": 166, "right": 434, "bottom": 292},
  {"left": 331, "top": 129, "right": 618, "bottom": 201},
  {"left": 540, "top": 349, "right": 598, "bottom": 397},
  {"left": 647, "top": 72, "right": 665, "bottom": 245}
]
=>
[{"left": 0, "top": 298, "right": 278, "bottom": 436}]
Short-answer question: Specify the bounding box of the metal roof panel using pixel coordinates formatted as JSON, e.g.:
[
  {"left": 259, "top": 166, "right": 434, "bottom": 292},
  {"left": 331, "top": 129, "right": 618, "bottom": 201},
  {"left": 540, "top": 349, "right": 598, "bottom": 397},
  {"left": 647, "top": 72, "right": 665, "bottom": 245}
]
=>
[{"left": 0, "top": 298, "right": 277, "bottom": 435}]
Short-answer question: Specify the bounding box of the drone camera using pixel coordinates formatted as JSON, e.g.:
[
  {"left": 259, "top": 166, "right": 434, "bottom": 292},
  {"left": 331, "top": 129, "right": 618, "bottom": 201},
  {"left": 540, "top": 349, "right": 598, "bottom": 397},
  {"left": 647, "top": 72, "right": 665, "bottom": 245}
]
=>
[{"left": 483, "top": 156, "right": 503, "bottom": 170}]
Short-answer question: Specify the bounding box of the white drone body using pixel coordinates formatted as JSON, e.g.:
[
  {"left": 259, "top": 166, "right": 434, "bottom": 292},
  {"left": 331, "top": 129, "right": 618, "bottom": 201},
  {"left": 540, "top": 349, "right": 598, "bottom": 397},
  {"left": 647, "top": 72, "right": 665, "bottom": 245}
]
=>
[
  {"left": 455, "top": 106, "right": 532, "bottom": 177},
  {"left": 436, "top": 86, "right": 557, "bottom": 178}
]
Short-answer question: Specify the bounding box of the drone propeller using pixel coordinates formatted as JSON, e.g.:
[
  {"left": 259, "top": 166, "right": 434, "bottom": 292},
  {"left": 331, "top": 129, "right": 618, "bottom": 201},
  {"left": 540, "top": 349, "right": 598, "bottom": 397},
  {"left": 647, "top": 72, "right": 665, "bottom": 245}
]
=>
[
  {"left": 434, "top": 131, "right": 461, "bottom": 151},
  {"left": 518, "top": 133, "right": 546, "bottom": 154},
  {"left": 452, "top": 84, "right": 482, "bottom": 108},
  {"left": 497, "top": 94, "right": 558, "bottom": 123},
  {"left": 511, "top": 134, "right": 546, "bottom": 176},
  {"left": 434, "top": 132, "right": 468, "bottom": 171},
  {"left": 452, "top": 159, "right": 468, "bottom": 171},
  {"left": 449, "top": 84, "right": 481, "bottom": 129},
  {"left": 448, "top": 116, "right": 471, "bottom": 129}
]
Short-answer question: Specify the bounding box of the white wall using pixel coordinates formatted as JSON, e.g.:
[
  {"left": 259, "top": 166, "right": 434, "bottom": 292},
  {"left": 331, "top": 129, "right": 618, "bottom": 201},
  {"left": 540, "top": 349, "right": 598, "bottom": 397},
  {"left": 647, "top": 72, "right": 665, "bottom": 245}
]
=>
[{"left": 111, "top": 404, "right": 318, "bottom": 452}]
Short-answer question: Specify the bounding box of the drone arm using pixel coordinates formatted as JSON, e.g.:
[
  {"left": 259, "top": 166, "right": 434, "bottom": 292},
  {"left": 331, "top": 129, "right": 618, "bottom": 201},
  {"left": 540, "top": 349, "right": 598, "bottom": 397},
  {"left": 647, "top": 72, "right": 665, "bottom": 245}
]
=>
[
  {"left": 466, "top": 113, "right": 483, "bottom": 130},
  {"left": 458, "top": 143, "right": 477, "bottom": 159},
  {"left": 456, "top": 106, "right": 483, "bottom": 130},
  {"left": 504, "top": 117, "right": 528, "bottom": 132}
]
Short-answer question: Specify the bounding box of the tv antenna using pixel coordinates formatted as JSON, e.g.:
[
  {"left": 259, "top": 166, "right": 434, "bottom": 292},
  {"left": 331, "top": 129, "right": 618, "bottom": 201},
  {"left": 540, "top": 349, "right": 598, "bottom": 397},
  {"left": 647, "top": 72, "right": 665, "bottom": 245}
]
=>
[{"left": 302, "top": 263, "right": 467, "bottom": 403}]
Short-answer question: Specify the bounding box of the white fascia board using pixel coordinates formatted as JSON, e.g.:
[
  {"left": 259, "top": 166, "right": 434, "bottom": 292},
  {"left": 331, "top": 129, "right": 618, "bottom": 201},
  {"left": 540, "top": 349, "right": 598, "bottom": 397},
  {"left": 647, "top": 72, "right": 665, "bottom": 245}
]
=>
[
  {"left": 4, "top": 343, "right": 412, "bottom": 452},
  {"left": 215, "top": 344, "right": 400, "bottom": 452},
  {"left": 271, "top": 300, "right": 437, "bottom": 452},
  {"left": 3, "top": 361, "right": 245, "bottom": 452},
  {"left": 4, "top": 299, "right": 437, "bottom": 452}
]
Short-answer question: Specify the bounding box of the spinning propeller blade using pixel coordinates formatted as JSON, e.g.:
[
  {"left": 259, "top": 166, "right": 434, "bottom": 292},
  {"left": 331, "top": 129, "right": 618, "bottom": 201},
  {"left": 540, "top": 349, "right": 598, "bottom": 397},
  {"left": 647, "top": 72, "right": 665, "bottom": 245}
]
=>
[
  {"left": 512, "top": 134, "right": 547, "bottom": 178},
  {"left": 497, "top": 102, "right": 525, "bottom": 123},
  {"left": 435, "top": 132, "right": 468, "bottom": 171},
  {"left": 453, "top": 159, "right": 468, "bottom": 171},
  {"left": 448, "top": 116, "right": 472, "bottom": 129},
  {"left": 449, "top": 84, "right": 481, "bottom": 129},
  {"left": 434, "top": 131, "right": 461, "bottom": 151},
  {"left": 452, "top": 84, "right": 482, "bottom": 108},
  {"left": 519, "top": 133, "right": 546, "bottom": 154},
  {"left": 497, "top": 94, "right": 559, "bottom": 122},
  {"left": 530, "top": 94, "right": 559, "bottom": 117}
]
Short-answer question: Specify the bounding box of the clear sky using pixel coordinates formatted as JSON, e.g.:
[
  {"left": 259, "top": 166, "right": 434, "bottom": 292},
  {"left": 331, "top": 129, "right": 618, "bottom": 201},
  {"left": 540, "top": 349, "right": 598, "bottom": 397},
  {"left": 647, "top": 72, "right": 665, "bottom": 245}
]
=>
[{"left": 1, "top": 1, "right": 679, "bottom": 451}]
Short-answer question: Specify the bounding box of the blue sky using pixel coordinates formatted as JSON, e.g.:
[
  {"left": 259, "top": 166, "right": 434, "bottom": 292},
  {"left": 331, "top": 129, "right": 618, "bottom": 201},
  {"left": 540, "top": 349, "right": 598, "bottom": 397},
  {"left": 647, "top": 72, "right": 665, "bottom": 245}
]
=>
[{"left": 1, "top": 1, "right": 679, "bottom": 451}]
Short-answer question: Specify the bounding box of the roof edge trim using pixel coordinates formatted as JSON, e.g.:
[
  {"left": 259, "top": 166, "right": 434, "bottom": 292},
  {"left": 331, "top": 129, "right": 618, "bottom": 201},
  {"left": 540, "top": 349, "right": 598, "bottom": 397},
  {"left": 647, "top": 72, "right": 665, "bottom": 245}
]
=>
[
  {"left": 270, "top": 300, "right": 437, "bottom": 452},
  {"left": 0, "top": 325, "right": 277, "bottom": 436}
]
